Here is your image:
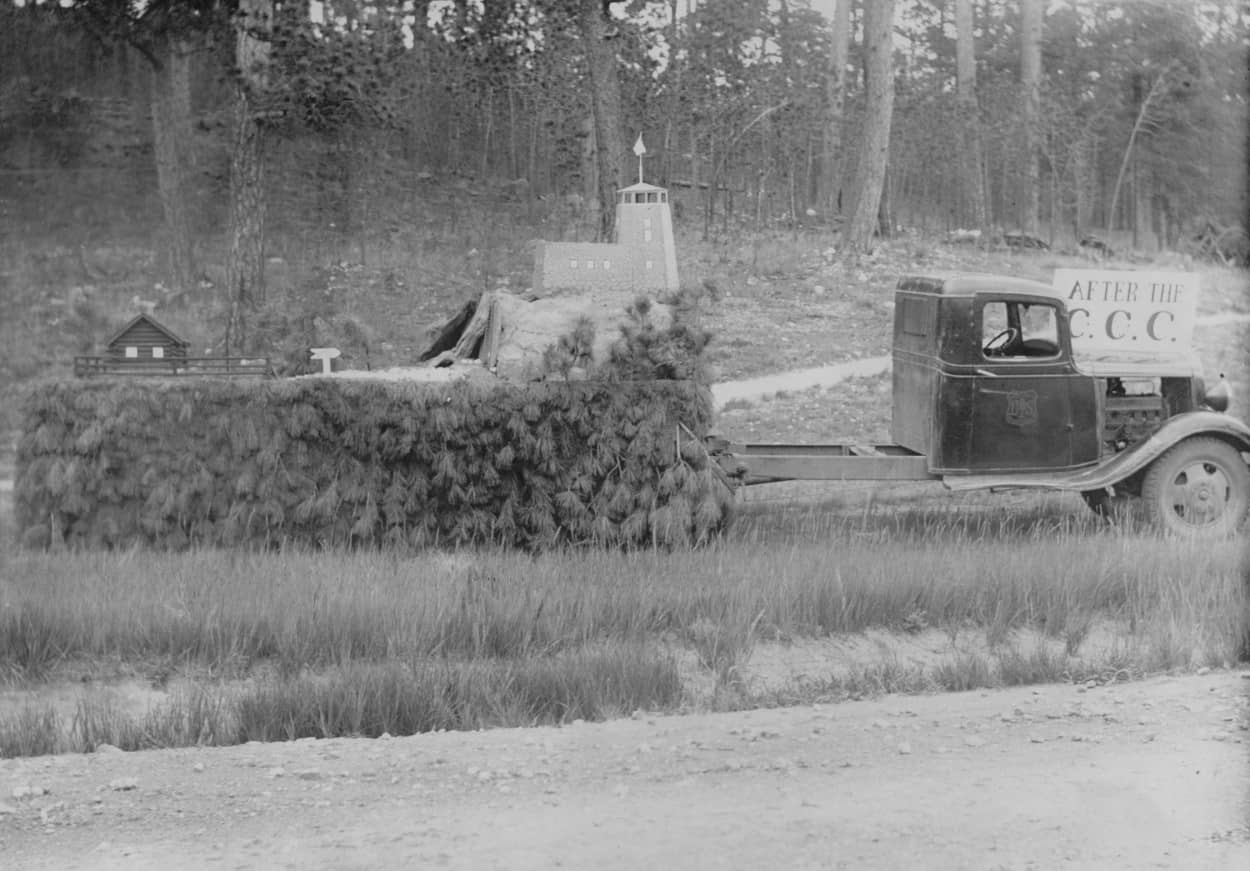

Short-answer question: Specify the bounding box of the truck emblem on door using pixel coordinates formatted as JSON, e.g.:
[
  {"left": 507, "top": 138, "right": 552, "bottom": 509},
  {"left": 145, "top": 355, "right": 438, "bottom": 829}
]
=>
[{"left": 1005, "top": 390, "right": 1039, "bottom": 426}]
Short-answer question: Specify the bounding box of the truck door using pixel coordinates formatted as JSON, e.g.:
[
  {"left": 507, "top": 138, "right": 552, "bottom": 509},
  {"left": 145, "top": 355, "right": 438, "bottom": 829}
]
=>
[{"left": 968, "top": 298, "right": 1096, "bottom": 473}]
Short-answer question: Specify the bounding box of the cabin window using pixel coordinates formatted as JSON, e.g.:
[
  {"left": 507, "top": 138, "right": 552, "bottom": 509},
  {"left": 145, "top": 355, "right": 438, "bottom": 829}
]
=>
[
  {"left": 602, "top": 260, "right": 611, "bottom": 270},
  {"left": 645, "top": 260, "right": 654, "bottom": 270},
  {"left": 981, "top": 300, "right": 1060, "bottom": 359},
  {"left": 125, "top": 346, "right": 138, "bottom": 358},
  {"left": 569, "top": 259, "right": 578, "bottom": 269},
  {"left": 152, "top": 347, "right": 164, "bottom": 359},
  {"left": 586, "top": 260, "right": 595, "bottom": 270}
]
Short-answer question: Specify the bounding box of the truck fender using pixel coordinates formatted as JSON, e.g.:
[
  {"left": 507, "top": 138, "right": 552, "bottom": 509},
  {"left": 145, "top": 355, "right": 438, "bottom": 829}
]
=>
[
  {"left": 1095, "top": 411, "right": 1250, "bottom": 489},
  {"left": 943, "top": 412, "right": 1250, "bottom": 495}
]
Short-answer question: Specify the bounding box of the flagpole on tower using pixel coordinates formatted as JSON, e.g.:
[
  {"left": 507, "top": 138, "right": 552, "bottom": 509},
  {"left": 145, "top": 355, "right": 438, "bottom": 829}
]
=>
[{"left": 633, "top": 134, "right": 646, "bottom": 185}]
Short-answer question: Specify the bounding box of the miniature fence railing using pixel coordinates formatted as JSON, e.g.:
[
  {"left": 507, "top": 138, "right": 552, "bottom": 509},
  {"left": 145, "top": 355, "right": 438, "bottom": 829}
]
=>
[{"left": 74, "top": 356, "right": 273, "bottom": 378}]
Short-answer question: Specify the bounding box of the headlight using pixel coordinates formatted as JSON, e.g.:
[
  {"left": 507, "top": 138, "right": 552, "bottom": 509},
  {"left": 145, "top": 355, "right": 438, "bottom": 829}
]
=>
[{"left": 1204, "top": 374, "right": 1231, "bottom": 413}]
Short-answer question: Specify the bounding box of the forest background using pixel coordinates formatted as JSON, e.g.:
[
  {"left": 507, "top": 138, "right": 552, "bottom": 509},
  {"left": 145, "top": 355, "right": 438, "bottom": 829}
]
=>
[{"left": 0, "top": 0, "right": 1247, "bottom": 439}]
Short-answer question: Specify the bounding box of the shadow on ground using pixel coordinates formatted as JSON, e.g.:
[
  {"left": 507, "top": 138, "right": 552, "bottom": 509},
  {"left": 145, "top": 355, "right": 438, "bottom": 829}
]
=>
[{"left": 729, "top": 481, "right": 1115, "bottom": 545}]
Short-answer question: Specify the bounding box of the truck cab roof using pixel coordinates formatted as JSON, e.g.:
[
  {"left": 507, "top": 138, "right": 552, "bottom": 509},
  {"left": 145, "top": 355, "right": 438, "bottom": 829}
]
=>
[{"left": 897, "top": 272, "right": 1066, "bottom": 301}]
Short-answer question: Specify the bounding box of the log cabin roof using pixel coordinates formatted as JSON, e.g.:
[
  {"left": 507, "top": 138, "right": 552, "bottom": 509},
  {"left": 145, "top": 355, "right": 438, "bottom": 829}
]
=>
[{"left": 105, "top": 313, "right": 189, "bottom": 350}]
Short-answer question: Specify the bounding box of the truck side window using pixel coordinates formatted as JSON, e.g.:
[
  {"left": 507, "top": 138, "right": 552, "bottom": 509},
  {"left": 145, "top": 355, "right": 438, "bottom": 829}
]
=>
[{"left": 982, "top": 301, "right": 1060, "bottom": 359}]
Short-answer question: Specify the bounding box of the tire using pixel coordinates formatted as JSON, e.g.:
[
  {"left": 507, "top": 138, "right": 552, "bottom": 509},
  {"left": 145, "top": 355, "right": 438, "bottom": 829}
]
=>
[{"left": 1139, "top": 437, "right": 1250, "bottom": 537}]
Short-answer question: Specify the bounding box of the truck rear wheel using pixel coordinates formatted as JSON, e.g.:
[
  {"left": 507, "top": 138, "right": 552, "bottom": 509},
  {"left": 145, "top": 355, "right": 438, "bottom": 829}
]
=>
[{"left": 1140, "top": 437, "right": 1250, "bottom": 537}]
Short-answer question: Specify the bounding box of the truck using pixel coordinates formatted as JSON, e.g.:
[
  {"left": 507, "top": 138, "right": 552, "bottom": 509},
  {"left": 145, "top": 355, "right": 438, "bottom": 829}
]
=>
[{"left": 709, "top": 273, "right": 1250, "bottom": 537}]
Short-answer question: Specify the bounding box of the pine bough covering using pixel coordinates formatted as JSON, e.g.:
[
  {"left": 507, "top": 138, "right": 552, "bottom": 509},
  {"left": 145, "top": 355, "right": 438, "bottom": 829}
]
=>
[{"left": 16, "top": 377, "right": 728, "bottom": 550}]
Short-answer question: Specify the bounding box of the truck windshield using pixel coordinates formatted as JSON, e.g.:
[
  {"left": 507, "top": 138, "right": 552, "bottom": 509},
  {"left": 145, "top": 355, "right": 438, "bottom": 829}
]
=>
[{"left": 981, "top": 301, "right": 1060, "bottom": 359}]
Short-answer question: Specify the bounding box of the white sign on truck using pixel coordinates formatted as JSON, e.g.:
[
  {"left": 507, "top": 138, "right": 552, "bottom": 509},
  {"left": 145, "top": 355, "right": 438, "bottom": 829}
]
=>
[{"left": 1052, "top": 269, "right": 1198, "bottom": 356}]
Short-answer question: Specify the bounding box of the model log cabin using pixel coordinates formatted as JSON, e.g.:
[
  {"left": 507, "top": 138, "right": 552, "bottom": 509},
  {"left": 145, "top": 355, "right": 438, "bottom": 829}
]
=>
[{"left": 74, "top": 313, "right": 270, "bottom": 378}]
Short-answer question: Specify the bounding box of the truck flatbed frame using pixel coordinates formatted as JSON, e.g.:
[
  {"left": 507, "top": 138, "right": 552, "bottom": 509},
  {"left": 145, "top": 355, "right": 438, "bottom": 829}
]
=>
[{"left": 717, "top": 443, "right": 931, "bottom": 485}]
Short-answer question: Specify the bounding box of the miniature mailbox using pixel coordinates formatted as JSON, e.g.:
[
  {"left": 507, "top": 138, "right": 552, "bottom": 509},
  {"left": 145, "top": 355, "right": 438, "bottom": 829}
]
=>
[{"left": 310, "top": 347, "right": 341, "bottom": 374}]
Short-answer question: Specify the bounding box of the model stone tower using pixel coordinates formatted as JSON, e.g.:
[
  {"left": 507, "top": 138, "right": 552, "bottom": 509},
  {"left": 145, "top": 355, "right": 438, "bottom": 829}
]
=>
[
  {"left": 532, "top": 135, "right": 680, "bottom": 294},
  {"left": 613, "top": 180, "right": 679, "bottom": 292}
]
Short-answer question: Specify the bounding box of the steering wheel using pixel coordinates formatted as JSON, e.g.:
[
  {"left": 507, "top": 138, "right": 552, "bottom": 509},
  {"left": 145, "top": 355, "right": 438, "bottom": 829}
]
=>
[{"left": 984, "top": 327, "right": 1018, "bottom": 356}]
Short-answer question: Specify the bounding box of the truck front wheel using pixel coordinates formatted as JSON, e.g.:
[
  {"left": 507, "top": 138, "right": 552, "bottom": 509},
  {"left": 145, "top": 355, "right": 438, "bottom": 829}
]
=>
[{"left": 1140, "top": 437, "right": 1250, "bottom": 537}]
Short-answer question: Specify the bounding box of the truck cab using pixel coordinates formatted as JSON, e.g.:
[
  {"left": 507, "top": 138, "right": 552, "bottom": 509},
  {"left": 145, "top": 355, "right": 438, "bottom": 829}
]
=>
[
  {"left": 892, "top": 274, "right": 1102, "bottom": 475},
  {"left": 894, "top": 273, "right": 1250, "bottom": 534},
  {"left": 712, "top": 273, "right": 1250, "bottom": 537}
]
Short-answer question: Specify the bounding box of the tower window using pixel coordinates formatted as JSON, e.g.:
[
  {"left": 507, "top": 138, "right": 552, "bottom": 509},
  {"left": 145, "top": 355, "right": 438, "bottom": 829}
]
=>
[{"left": 646, "top": 192, "right": 658, "bottom": 203}]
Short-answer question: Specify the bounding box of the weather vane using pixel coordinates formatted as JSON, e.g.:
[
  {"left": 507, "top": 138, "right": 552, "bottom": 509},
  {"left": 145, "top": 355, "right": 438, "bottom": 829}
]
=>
[{"left": 633, "top": 133, "right": 646, "bottom": 185}]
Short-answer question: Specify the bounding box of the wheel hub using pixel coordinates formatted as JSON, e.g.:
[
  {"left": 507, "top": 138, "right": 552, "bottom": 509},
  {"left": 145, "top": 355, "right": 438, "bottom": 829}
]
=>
[{"left": 1168, "top": 462, "right": 1228, "bottom": 526}]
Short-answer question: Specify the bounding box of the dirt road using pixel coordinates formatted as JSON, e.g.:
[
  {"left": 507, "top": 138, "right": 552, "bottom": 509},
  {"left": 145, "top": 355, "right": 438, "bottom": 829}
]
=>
[{"left": 2, "top": 673, "right": 1248, "bottom": 870}]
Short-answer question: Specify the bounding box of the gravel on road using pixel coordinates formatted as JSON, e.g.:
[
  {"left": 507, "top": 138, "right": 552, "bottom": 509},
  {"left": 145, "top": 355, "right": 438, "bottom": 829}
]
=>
[{"left": 2, "top": 673, "right": 1248, "bottom": 870}]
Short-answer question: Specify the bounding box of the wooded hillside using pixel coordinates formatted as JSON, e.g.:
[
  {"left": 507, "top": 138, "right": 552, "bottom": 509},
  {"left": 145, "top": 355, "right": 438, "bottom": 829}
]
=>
[{"left": 1, "top": 0, "right": 1246, "bottom": 350}]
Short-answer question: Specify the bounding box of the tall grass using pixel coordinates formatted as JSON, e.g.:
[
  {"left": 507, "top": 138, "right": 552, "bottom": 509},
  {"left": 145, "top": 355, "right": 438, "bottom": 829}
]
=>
[
  {"left": 3, "top": 506, "right": 1244, "bottom": 677},
  {"left": 2, "top": 495, "right": 1246, "bottom": 756},
  {"left": 0, "top": 648, "right": 682, "bottom": 755},
  {"left": 234, "top": 648, "right": 681, "bottom": 741}
]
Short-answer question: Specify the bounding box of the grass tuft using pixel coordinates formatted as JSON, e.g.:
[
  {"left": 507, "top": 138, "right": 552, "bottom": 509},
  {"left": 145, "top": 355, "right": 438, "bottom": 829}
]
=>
[
  {"left": 0, "top": 705, "right": 63, "bottom": 758},
  {"left": 0, "top": 646, "right": 684, "bottom": 755}
]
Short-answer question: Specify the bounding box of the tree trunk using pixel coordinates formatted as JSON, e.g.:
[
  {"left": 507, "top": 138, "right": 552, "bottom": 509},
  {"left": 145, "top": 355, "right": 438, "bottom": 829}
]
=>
[
  {"left": 1106, "top": 64, "right": 1176, "bottom": 236},
  {"left": 1019, "top": 0, "right": 1042, "bottom": 235},
  {"left": 821, "top": 0, "right": 850, "bottom": 215},
  {"left": 149, "top": 34, "right": 197, "bottom": 299},
  {"left": 662, "top": 0, "right": 680, "bottom": 183},
  {"left": 581, "top": 113, "right": 598, "bottom": 228},
  {"left": 225, "top": 0, "right": 272, "bottom": 355},
  {"left": 876, "top": 162, "right": 894, "bottom": 238},
  {"left": 844, "top": 0, "right": 895, "bottom": 254},
  {"left": 955, "top": 0, "right": 987, "bottom": 231},
  {"left": 578, "top": 0, "right": 625, "bottom": 242},
  {"left": 1073, "top": 137, "right": 1091, "bottom": 236}
]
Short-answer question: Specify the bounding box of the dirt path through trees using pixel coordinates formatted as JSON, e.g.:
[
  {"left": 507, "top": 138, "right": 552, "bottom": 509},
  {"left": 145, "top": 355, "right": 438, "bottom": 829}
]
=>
[{"left": 3, "top": 673, "right": 1248, "bottom": 870}]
